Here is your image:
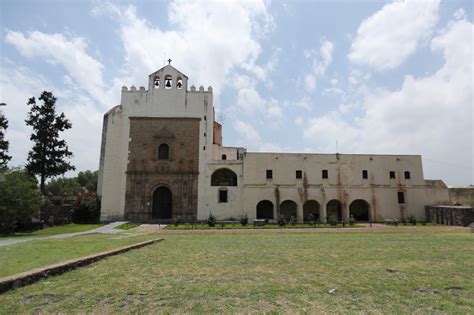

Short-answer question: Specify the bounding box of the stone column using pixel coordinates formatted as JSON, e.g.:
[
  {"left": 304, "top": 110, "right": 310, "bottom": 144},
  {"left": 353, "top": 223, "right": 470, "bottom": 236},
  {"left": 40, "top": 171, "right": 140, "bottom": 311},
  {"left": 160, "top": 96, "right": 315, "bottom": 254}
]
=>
[{"left": 320, "top": 202, "right": 327, "bottom": 223}]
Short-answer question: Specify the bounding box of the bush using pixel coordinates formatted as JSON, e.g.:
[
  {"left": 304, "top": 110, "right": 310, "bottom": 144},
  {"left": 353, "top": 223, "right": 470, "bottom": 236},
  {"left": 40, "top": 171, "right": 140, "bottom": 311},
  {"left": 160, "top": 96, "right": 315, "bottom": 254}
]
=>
[
  {"left": 0, "top": 169, "right": 43, "bottom": 235},
  {"left": 349, "top": 215, "right": 355, "bottom": 226},
  {"left": 278, "top": 215, "right": 286, "bottom": 227},
  {"left": 289, "top": 215, "right": 296, "bottom": 226},
  {"left": 207, "top": 212, "right": 216, "bottom": 227},
  {"left": 327, "top": 215, "right": 339, "bottom": 226},
  {"left": 407, "top": 214, "right": 417, "bottom": 225},
  {"left": 240, "top": 214, "right": 248, "bottom": 226},
  {"left": 173, "top": 217, "right": 182, "bottom": 227},
  {"left": 71, "top": 192, "right": 100, "bottom": 224},
  {"left": 307, "top": 213, "right": 316, "bottom": 225}
]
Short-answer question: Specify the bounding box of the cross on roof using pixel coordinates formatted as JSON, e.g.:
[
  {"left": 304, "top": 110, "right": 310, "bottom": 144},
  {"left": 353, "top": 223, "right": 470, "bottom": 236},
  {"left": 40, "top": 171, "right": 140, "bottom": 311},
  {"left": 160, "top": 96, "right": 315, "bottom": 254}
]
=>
[{"left": 167, "top": 58, "right": 172, "bottom": 65}]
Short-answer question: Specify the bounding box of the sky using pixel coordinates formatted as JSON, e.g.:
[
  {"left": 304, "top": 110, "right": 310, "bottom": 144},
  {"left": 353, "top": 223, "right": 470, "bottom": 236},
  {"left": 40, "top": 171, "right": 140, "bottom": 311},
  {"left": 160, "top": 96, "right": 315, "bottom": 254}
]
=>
[{"left": 0, "top": 0, "right": 472, "bottom": 186}]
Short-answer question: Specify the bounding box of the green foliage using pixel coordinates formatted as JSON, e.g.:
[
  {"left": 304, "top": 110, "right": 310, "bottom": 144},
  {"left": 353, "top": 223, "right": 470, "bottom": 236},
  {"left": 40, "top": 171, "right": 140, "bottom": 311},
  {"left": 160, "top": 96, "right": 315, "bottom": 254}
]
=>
[
  {"left": 240, "top": 214, "right": 248, "bottom": 226},
  {"left": 0, "top": 109, "right": 11, "bottom": 169},
  {"left": 44, "top": 177, "right": 83, "bottom": 196},
  {"left": 0, "top": 169, "right": 42, "bottom": 235},
  {"left": 207, "top": 212, "right": 216, "bottom": 227},
  {"left": 407, "top": 214, "right": 417, "bottom": 225},
  {"left": 278, "top": 215, "right": 286, "bottom": 227},
  {"left": 327, "top": 214, "right": 339, "bottom": 226},
  {"left": 71, "top": 193, "right": 100, "bottom": 224},
  {"left": 44, "top": 170, "right": 98, "bottom": 196},
  {"left": 25, "top": 91, "right": 75, "bottom": 193}
]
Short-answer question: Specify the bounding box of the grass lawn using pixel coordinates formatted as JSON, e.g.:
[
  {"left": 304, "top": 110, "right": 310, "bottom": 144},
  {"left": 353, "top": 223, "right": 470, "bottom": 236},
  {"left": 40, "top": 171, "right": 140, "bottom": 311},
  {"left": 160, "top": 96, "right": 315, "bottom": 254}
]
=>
[
  {"left": 166, "top": 223, "right": 363, "bottom": 229},
  {"left": 0, "top": 230, "right": 473, "bottom": 313},
  {"left": 0, "top": 233, "right": 159, "bottom": 277},
  {"left": 115, "top": 223, "right": 140, "bottom": 230},
  {"left": 0, "top": 224, "right": 103, "bottom": 239}
]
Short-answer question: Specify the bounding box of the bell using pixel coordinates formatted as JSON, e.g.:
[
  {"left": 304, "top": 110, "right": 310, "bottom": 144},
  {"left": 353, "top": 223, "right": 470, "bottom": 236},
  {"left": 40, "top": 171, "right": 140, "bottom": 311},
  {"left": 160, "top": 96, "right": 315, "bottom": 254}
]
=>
[
  {"left": 165, "top": 80, "right": 171, "bottom": 88},
  {"left": 154, "top": 80, "right": 160, "bottom": 87},
  {"left": 177, "top": 81, "right": 182, "bottom": 88}
]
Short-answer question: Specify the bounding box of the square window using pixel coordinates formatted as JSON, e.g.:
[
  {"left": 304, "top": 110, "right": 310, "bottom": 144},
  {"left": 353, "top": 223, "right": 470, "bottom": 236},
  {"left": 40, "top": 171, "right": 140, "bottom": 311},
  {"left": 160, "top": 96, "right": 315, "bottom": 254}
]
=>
[
  {"left": 219, "top": 190, "right": 228, "bottom": 203},
  {"left": 397, "top": 191, "right": 405, "bottom": 204},
  {"left": 389, "top": 171, "right": 396, "bottom": 179},
  {"left": 266, "top": 170, "right": 273, "bottom": 179},
  {"left": 404, "top": 171, "right": 411, "bottom": 179},
  {"left": 296, "top": 170, "right": 302, "bottom": 179},
  {"left": 362, "top": 170, "right": 368, "bottom": 179},
  {"left": 322, "top": 170, "right": 328, "bottom": 179}
]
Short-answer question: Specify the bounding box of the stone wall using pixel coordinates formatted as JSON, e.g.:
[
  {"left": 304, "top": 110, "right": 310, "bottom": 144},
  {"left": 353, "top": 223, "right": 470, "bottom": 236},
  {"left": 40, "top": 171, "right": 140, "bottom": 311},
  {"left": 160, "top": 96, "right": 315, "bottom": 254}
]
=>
[
  {"left": 425, "top": 205, "right": 474, "bottom": 226},
  {"left": 125, "top": 117, "right": 200, "bottom": 222},
  {"left": 449, "top": 187, "right": 474, "bottom": 206}
]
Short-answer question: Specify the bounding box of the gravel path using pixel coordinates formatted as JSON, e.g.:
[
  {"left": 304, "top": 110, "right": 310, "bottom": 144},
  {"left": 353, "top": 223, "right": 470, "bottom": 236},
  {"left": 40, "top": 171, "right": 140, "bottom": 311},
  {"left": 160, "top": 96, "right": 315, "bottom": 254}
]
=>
[
  {"left": 133, "top": 223, "right": 471, "bottom": 234},
  {"left": 0, "top": 222, "right": 127, "bottom": 247}
]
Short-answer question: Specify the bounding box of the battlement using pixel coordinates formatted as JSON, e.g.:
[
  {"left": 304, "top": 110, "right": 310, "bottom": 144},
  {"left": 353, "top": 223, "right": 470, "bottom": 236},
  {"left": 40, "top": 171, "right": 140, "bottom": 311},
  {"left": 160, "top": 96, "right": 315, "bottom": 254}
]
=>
[{"left": 120, "top": 85, "right": 213, "bottom": 94}]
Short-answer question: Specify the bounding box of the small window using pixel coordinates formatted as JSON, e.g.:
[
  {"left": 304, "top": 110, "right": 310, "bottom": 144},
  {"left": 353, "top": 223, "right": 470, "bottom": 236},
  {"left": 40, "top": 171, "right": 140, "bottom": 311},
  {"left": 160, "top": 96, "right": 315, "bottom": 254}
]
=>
[
  {"left": 158, "top": 143, "right": 169, "bottom": 160},
  {"left": 219, "top": 190, "right": 228, "bottom": 203},
  {"left": 397, "top": 191, "right": 405, "bottom": 204},
  {"left": 296, "top": 170, "right": 302, "bottom": 179},
  {"left": 153, "top": 77, "right": 160, "bottom": 89},
  {"left": 222, "top": 154, "right": 227, "bottom": 160},
  {"left": 404, "top": 171, "right": 411, "bottom": 179},
  {"left": 203, "top": 146, "right": 206, "bottom": 151},
  {"left": 362, "top": 170, "right": 368, "bottom": 179},
  {"left": 177, "top": 77, "right": 183, "bottom": 89},
  {"left": 389, "top": 171, "right": 396, "bottom": 179},
  {"left": 322, "top": 170, "right": 328, "bottom": 179},
  {"left": 266, "top": 170, "right": 273, "bottom": 179},
  {"left": 165, "top": 75, "right": 172, "bottom": 89}
]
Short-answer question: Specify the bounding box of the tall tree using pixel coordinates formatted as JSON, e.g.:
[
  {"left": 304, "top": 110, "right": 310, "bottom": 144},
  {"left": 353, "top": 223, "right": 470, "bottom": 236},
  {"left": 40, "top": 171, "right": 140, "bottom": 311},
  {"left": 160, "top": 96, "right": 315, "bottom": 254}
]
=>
[
  {"left": 0, "top": 107, "right": 12, "bottom": 169},
  {"left": 25, "top": 91, "right": 75, "bottom": 194}
]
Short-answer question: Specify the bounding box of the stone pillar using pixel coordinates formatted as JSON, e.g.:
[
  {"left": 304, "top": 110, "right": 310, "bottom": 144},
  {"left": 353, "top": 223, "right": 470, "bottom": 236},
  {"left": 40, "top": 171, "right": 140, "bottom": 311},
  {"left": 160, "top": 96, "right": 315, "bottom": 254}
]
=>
[{"left": 320, "top": 202, "right": 327, "bottom": 223}]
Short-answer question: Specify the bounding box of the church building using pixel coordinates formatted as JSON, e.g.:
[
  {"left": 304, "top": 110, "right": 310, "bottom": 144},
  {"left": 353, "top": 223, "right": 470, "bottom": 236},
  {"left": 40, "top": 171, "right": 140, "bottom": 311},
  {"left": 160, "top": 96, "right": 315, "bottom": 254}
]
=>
[{"left": 97, "top": 65, "right": 451, "bottom": 223}]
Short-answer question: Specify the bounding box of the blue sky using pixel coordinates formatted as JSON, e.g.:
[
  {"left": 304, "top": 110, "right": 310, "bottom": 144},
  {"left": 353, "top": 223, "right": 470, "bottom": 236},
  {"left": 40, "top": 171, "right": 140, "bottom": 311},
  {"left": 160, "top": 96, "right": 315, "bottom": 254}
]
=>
[{"left": 1, "top": 0, "right": 472, "bottom": 186}]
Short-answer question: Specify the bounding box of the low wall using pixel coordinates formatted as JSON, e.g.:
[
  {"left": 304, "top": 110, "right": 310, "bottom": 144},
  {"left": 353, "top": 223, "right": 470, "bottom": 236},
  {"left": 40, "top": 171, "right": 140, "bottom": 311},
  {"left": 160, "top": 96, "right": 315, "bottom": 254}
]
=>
[{"left": 425, "top": 205, "right": 474, "bottom": 226}]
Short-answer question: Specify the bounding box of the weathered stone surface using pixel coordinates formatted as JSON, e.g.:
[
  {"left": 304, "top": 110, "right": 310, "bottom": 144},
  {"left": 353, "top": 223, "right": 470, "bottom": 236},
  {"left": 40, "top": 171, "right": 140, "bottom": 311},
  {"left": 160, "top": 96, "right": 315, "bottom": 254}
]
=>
[
  {"left": 125, "top": 117, "right": 200, "bottom": 222},
  {"left": 425, "top": 205, "right": 474, "bottom": 226}
]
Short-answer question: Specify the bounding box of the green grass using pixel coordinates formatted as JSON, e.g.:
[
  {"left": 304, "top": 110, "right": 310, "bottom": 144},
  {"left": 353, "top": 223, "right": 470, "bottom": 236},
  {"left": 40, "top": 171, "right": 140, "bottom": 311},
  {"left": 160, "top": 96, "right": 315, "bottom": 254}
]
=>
[
  {"left": 0, "top": 230, "right": 473, "bottom": 313},
  {"left": 0, "top": 224, "right": 103, "bottom": 239},
  {"left": 114, "top": 223, "right": 140, "bottom": 230},
  {"left": 166, "top": 223, "right": 363, "bottom": 229},
  {"left": 0, "top": 233, "right": 158, "bottom": 277}
]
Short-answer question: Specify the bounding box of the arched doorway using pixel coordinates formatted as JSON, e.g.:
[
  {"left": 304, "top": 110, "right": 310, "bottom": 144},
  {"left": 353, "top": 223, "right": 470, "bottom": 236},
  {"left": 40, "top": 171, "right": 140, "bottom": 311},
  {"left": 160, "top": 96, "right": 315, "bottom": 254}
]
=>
[
  {"left": 349, "top": 199, "right": 370, "bottom": 221},
  {"left": 303, "top": 200, "right": 320, "bottom": 222},
  {"left": 256, "top": 200, "right": 274, "bottom": 219},
  {"left": 280, "top": 200, "right": 297, "bottom": 220},
  {"left": 326, "top": 199, "right": 342, "bottom": 221},
  {"left": 152, "top": 186, "right": 172, "bottom": 219}
]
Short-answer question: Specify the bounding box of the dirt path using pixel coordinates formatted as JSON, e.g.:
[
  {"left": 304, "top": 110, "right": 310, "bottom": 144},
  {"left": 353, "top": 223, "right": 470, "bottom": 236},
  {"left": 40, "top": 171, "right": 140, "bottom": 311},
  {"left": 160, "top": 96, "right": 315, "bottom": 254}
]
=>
[{"left": 133, "top": 223, "right": 471, "bottom": 234}]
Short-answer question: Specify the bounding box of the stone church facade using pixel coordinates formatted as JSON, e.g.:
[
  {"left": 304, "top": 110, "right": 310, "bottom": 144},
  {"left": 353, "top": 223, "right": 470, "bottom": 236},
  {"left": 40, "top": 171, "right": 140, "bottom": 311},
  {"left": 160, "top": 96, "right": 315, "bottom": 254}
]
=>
[{"left": 98, "top": 65, "right": 452, "bottom": 223}]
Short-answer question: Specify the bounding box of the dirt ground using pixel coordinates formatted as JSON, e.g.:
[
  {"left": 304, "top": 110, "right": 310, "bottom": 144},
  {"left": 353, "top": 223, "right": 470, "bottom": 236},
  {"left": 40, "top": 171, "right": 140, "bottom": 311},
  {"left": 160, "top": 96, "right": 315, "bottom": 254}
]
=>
[{"left": 132, "top": 223, "right": 471, "bottom": 234}]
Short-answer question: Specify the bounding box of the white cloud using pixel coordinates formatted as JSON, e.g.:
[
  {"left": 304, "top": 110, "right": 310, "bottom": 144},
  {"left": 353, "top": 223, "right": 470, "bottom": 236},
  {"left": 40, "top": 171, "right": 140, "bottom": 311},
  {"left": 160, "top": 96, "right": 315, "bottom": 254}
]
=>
[
  {"left": 94, "top": 1, "right": 273, "bottom": 102},
  {"left": 233, "top": 119, "right": 261, "bottom": 143},
  {"left": 349, "top": 0, "right": 440, "bottom": 71},
  {"left": 303, "top": 39, "right": 334, "bottom": 91},
  {"left": 5, "top": 31, "right": 110, "bottom": 106},
  {"left": 305, "top": 17, "right": 473, "bottom": 185}
]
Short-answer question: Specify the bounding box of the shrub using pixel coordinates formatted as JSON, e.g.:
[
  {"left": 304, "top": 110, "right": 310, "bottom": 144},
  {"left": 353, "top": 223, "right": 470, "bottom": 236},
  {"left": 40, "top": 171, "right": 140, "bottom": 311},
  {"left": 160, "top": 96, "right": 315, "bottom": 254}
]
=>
[
  {"left": 289, "top": 215, "right": 296, "bottom": 226},
  {"left": 407, "top": 214, "right": 417, "bottom": 225},
  {"left": 278, "top": 215, "right": 286, "bottom": 227},
  {"left": 71, "top": 192, "right": 100, "bottom": 224},
  {"left": 173, "top": 217, "right": 182, "bottom": 227},
  {"left": 307, "top": 213, "right": 316, "bottom": 225},
  {"left": 0, "top": 169, "right": 43, "bottom": 235},
  {"left": 349, "top": 215, "right": 355, "bottom": 226},
  {"left": 240, "top": 214, "right": 248, "bottom": 226},
  {"left": 327, "top": 215, "right": 339, "bottom": 226},
  {"left": 207, "top": 212, "right": 216, "bottom": 227}
]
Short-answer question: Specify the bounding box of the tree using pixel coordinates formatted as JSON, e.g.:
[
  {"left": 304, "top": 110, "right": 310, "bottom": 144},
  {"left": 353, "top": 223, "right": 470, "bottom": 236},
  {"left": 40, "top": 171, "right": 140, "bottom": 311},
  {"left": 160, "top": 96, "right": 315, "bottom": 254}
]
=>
[
  {"left": 77, "top": 170, "right": 98, "bottom": 192},
  {"left": 25, "top": 91, "right": 75, "bottom": 194},
  {"left": 0, "top": 168, "right": 42, "bottom": 235},
  {"left": 0, "top": 108, "right": 11, "bottom": 169},
  {"left": 44, "top": 170, "right": 98, "bottom": 196}
]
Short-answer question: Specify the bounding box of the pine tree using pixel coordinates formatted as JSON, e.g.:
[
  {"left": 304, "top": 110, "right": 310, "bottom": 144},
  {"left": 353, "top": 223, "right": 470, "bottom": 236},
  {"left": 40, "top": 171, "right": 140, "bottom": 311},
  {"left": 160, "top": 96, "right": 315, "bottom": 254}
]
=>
[
  {"left": 25, "top": 91, "right": 75, "bottom": 194},
  {"left": 0, "top": 107, "right": 11, "bottom": 169}
]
